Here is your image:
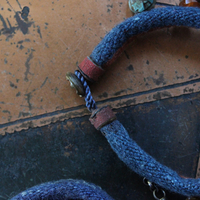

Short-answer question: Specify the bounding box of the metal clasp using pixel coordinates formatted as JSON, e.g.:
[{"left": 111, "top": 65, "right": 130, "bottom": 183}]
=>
[
  {"left": 143, "top": 178, "right": 167, "bottom": 200},
  {"left": 153, "top": 189, "right": 166, "bottom": 200},
  {"left": 66, "top": 72, "right": 85, "bottom": 97}
]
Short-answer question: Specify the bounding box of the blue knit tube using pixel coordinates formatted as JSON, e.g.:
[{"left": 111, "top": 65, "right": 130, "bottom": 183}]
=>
[
  {"left": 100, "top": 120, "right": 200, "bottom": 197},
  {"left": 90, "top": 6, "right": 200, "bottom": 66},
  {"left": 10, "top": 179, "right": 114, "bottom": 200}
]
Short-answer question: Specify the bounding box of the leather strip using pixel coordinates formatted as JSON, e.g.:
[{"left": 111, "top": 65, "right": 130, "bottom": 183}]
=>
[
  {"left": 78, "top": 57, "right": 105, "bottom": 82},
  {"left": 89, "top": 106, "right": 116, "bottom": 130}
]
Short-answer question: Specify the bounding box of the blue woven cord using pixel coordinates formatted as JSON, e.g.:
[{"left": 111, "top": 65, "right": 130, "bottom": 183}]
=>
[
  {"left": 100, "top": 120, "right": 200, "bottom": 197},
  {"left": 90, "top": 6, "right": 200, "bottom": 66},
  {"left": 75, "top": 70, "right": 97, "bottom": 111},
  {"left": 11, "top": 179, "right": 114, "bottom": 200}
]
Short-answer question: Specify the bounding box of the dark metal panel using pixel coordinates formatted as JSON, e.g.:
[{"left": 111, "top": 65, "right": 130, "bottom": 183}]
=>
[{"left": 1, "top": 92, "right": 200, "bottom": 200}]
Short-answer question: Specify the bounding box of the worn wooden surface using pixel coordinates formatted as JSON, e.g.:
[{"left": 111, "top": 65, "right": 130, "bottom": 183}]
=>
[{"left": 1, "top": 0, "right": 200, "bottom": 200}]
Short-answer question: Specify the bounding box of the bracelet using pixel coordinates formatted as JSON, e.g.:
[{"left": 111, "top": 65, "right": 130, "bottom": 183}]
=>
[
  {"left": 11, "top": 6, "right": 200, "bottom": 200},
  {"left": 67, "top": 6, "right": 200, "bottom": 198}
]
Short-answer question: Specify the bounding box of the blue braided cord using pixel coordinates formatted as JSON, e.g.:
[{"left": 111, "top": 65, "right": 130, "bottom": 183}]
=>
[
  {"left": 90, "top": 6, "right": 200, "bottom": 66},
  {"left": 75, "top": 70, "right": 97, "bottom": 111},
  {"left": 100, "top": 120, "right": 200, "bottom": 197},
  {"left": 10, "top": 179, "right": 114, "bottom": 200}
]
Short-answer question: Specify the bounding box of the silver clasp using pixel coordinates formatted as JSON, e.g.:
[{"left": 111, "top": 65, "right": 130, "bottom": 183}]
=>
[{"left": 143, "top": 178, "right": 167, "bottom": 200}]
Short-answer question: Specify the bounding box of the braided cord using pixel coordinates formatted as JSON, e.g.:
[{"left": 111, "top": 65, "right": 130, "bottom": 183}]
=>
[
  {"left": 11, "top": 179, "right": 114, "bottom": 200},
  {"left": 75, "top": 70, "right": 97, "bottom": 111},
  {"left": 90, "top": 6, "right": 200, "bottom": 66}
]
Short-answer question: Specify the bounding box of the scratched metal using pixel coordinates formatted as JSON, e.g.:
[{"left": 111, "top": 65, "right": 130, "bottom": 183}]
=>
[{"left": 1, "top": 0, "right": 200, "bottom": 134}]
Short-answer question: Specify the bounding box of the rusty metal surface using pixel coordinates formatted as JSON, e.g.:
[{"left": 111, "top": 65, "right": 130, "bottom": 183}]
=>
[
  {"left": 1, "top": 1, "right": 200, "bottom": 199},
  {"left": 1, "top": 1, "right": 200, "bottom": 134},
  {"left": 0, "top": 92, "right": 200, "bottom": 200},
  {"left": 0, "top": 0, "right": 132, "bottom": 134}
]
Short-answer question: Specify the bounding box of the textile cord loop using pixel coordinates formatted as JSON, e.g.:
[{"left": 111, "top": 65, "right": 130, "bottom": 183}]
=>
[
  {"left": 90, "top": 7, "right": 200, "bottom": 67},
  {"left": 100, "top": 120, "right": 200, "bottom": 197},
  {"left": 11, "top": 6, "right": 200, "bottom": 200},
  {"left": 11, "top": 179, "right": 114, "bottom": 200}
]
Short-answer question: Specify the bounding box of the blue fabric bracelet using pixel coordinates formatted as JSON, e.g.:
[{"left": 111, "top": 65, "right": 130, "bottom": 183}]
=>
[
  {"left": 11, "top": 6, "right": 200, "bottom": 200},
  {"left": 11, "top": 179, "right": 114, "bottom": 200},
  {"left": 101, "top": 120, "right": 200, "bottom": 197},
  {"left": 90, "top": 6, "right": 200, "bottom": 67},
  {"left": 81, "top": 6, "right": 200, "bottom": 198}
]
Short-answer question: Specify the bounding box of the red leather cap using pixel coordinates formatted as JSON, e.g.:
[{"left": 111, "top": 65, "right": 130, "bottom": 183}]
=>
[
  {"left": 89, "top": 106, "right": 116, "bottom": 130},
  {"left": 78, "top": 57, "right": 105, "bottom": 82}
]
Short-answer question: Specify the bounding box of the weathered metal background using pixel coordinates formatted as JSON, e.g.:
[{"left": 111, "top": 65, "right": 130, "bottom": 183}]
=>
[{"left": 1, "top": 0, "right": 200, "bottom": 200}]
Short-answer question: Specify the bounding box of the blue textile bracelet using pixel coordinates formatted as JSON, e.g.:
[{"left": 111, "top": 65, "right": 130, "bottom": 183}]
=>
[
  {"left": 11, "top": 179, "right": 114, "bottom": 200},
  {"left": 90, "top": 6, "right": 200, "bottom": 66},
  {"left": 11, "top": 6, "right": 200, "bottom": 200},
  {"left": 101, "top": 120, "right": 200, "bottom": 197}
]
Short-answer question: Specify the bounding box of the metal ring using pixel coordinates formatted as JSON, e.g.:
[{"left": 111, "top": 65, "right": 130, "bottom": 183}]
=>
[
  {"left": 143, "top": 178, "right": 158, "bottom": 192},
  {"left": 143, "top": 177, "right": 150, "bottom": 186},
  {"left": 153, "top": 189, "right": 166, "bottom": 200}
]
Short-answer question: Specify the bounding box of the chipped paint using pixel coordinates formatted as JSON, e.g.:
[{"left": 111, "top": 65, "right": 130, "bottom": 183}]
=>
[
  {"left": 24, "top": 52, "right": 33, "bottom": 82},
  {"left": 2, "top": 80, "right": 200, "bottom": 135}
]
